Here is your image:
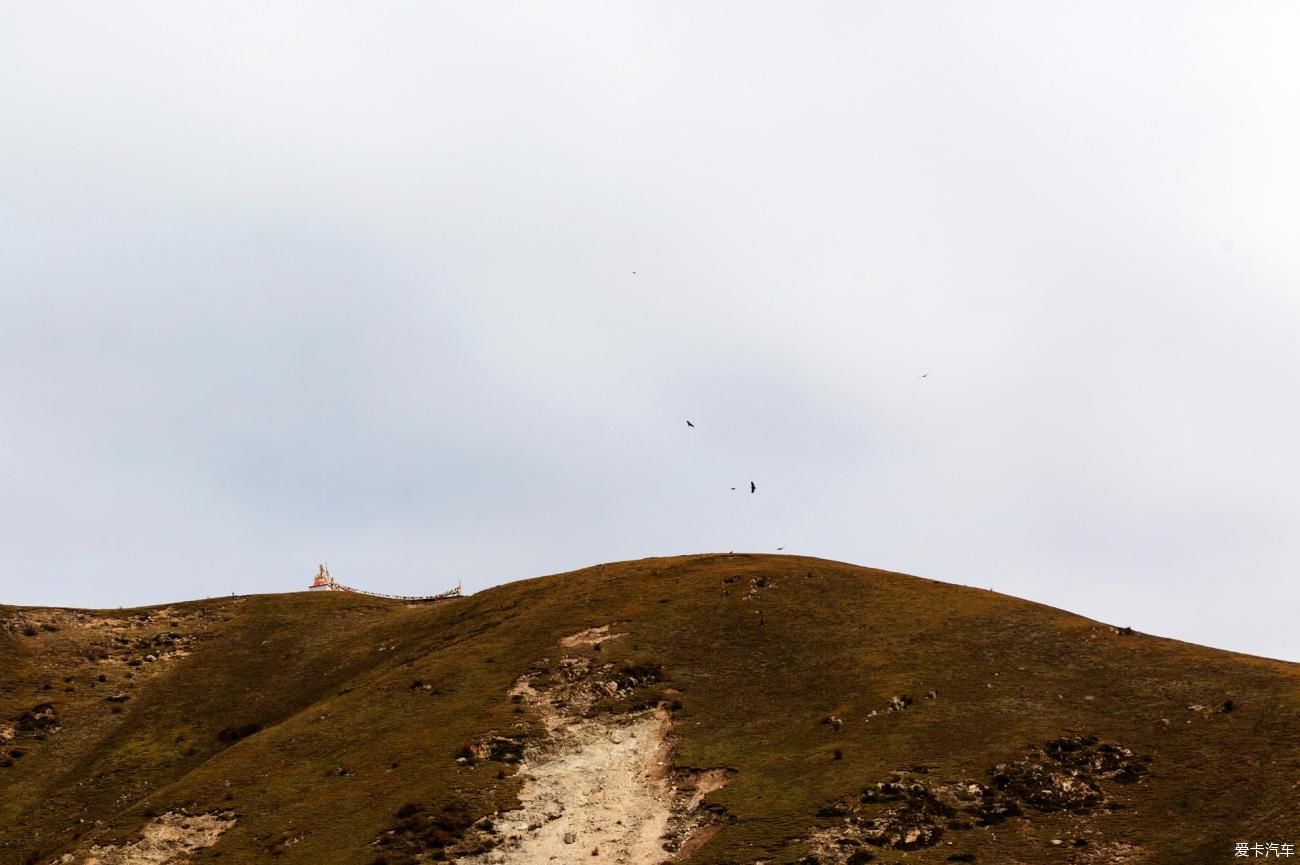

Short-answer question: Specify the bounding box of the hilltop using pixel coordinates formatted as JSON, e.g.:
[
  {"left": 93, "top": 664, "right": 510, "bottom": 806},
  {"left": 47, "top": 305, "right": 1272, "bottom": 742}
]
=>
[{"left": 2, "top": 554, "right": 1297, "bottom": 865}]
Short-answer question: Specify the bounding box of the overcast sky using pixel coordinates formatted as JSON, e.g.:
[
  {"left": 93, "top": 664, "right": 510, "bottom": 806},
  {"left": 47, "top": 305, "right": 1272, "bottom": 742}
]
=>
[{"left": 3, "top": 3, "right": 1299, "bottom": 660}]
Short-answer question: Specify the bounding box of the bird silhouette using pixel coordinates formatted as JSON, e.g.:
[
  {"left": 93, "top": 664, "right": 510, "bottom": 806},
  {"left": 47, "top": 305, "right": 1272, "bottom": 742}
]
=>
[
  {"left": 919, "top": 373, "right": 928, "bottom": 379},
  {"left": 776, "top": 546, "right": 784, "bottom": 550},
  {"left": 730, "top": 487, "right": 736, "bottom": 491},
  {"left": 686, "top": 420, "right": 694, "bottom": 427},
  {"left": 750, "top": 481, "right": 756, "bottom": 494}
]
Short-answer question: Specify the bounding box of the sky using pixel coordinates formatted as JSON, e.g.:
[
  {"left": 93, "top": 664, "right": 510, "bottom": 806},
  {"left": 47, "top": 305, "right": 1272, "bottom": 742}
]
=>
[{"left": 3, "top": 3, "right": 1299, "bottom": 661}]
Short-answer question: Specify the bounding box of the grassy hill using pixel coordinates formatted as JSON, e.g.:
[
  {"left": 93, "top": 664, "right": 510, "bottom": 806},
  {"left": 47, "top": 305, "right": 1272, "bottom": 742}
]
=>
[{"left": 2, "top": 554, "right": 1297, "bottom": 865}]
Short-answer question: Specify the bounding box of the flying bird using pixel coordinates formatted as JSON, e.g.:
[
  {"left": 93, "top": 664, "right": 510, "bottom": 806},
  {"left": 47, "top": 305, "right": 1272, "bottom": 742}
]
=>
[
  {"left": 730, "top": 487, "right": 736, "bottom": 491},
  {"left": 919, "top": 373, "right": 928, "bottom": 379},
  {"left": 686, "top": 420, "right": 694, "bottom": 427},
  {"left": 750, "top": 481, "right": 756, "bottom": 494},
  {"left": 777, "top": 546, "right": 784, "bottom": 551}
]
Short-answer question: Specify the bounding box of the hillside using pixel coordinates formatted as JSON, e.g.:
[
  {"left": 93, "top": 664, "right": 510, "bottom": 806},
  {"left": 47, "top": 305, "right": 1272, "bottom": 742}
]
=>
[{"left": 2, "top": 554, "right": 1297, "bottom": 865}]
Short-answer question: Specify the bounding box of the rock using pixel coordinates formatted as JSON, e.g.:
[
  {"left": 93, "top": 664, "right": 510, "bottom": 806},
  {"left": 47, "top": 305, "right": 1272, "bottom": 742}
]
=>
[
  {"left": 926, "top": 690, "right": 937, "bottom": 700},
  {"left": 988, "top": 759, "right": 1102, "bottom": 812},
  {"left": 1043, "top": 735, "right": 1151, "bottom": 784},
  {"left": 564, "top": 831, "right": 577, "bottom": 844}
]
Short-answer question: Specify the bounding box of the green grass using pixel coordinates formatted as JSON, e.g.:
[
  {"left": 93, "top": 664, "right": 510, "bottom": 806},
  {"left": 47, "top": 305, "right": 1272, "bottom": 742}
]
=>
[{"left": 2, "top": 554, "right": 1298, "bottom": 864}]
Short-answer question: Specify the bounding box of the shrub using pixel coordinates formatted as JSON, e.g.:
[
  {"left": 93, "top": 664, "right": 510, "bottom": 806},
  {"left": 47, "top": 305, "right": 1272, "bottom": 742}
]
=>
[{"left": 217, "top": 723, "right": 261, "bottom": 743}]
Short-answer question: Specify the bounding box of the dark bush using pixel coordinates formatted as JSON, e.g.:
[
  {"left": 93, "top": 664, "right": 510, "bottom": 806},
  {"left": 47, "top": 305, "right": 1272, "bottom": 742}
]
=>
[
  {"left": 613, "top": 663, "right": 664, "bottom": 689},
  {"left": 217, "top": 723, "right": 261, "bottom": 743},
  {"left": 16, "top": 703, "right": 58, "bottom": 732}
]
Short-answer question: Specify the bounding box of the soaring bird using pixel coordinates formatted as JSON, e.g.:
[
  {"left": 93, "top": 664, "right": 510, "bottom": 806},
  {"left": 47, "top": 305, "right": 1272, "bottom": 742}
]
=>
[
  {"left": 750, "top": 481, "right": 756, "bottom": 494},
  {"left": 776, "top": 546, "right": 784, "bottom": 551},
  {"left": 686, "top": 420, "right": 694, "bottom": 428}
]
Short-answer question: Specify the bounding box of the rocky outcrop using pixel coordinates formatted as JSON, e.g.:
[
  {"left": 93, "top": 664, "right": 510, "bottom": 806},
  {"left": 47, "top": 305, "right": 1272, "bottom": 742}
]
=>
[{"left": 804, "top": 735, "right": 1152, "bottom": 862}]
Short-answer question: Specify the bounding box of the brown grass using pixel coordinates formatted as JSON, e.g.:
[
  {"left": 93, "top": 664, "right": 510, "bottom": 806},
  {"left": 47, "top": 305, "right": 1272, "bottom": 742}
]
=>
[{"left": 2, "top": 554, "right": 1297, "bottom": 865}]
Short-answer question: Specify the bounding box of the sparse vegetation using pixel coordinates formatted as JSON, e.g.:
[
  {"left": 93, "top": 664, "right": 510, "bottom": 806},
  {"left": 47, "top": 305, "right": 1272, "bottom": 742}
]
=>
[{"left": 1, "top": 554, "right": 1299, "bottom": 865}]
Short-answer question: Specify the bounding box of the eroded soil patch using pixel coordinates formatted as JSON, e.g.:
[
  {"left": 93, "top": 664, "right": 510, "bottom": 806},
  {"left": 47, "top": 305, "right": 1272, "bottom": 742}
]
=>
[
  {"left": 378, "top": 626, "right": 732, "bottom": 864},
  {"left": 49, "top": 811, "right": 235, "bottom": 865}
]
